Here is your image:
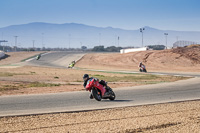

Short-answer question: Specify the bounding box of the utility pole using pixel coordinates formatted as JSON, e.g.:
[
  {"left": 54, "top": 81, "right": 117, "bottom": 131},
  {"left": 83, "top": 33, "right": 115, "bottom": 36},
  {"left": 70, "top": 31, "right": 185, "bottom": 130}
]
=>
[
  {"left": 164, "top": 33, "right": 168, "bottom": 49},
  {"left": 140, "top": 28, "right": 145, "bottom": 47},
  {"left": 14, "top": 36, "right": 18, "bottom": 51}
]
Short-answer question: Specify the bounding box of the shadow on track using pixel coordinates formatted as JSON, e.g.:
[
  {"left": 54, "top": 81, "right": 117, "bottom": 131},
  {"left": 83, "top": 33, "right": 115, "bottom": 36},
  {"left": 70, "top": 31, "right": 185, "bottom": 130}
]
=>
[{"left": 102, "top": 99, "right": 133, "bottom": 102}]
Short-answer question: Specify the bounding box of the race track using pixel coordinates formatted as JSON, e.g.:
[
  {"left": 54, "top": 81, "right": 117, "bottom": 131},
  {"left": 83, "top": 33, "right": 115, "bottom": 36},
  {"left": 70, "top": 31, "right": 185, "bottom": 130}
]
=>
[
  {"left": 0, "top": 52, "right": 200, "bottom": 117},
  {"left": 25, "top": 51, "right": 85, "bottom": 68}
]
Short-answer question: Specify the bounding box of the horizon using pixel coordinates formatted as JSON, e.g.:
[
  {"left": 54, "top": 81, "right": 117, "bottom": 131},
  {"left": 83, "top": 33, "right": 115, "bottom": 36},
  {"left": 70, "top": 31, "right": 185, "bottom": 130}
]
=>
[
  {"left": 0, "top": 0, "right": 200, "bottom": 31},
  {"left": 1, "top": 22, "right": 200, "bottom": 32}
]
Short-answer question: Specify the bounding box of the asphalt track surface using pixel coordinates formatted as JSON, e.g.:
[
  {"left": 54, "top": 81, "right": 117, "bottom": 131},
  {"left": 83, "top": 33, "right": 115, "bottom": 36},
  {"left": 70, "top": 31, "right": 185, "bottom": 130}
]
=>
[
  {"left": 0, "top": 52, "right": 200, "bottom": 117},
  {"left": 25, "top": 51, "right": 85, "bottom": 68}
]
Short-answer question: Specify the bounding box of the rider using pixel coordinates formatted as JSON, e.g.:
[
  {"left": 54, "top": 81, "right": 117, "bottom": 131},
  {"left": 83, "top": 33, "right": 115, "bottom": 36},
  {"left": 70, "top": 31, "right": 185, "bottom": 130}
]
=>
[
  {"left": 36, "top": 54, "right": 41, "bottom": 60},
  {"left": 138, "top": 62, "right": 145, "bottom": 70},
  {"left": 83, "top": 74, "right": 109, "bottom": 99},
  {"left": 68, "top": 60, "right": 76, "bottom": 68}
]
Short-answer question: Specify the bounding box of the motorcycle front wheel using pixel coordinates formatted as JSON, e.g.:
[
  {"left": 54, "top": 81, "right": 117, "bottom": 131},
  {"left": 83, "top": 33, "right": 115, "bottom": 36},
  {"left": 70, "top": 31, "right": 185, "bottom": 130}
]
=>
[{"left": 92, "top": 88, "right": 102, "bottom": 101}]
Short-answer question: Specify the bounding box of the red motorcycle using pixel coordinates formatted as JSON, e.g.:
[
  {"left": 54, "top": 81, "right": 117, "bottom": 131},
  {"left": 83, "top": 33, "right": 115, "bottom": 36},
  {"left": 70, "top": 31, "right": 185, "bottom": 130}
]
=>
[{"left": 85, "top": 78, "right": 116, "bottom": 101}]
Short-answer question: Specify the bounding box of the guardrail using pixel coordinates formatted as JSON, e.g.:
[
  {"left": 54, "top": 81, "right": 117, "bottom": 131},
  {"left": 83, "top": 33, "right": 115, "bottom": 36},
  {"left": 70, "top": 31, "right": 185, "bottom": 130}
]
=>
[{"left": 0, "top": 51, "right": 5, "bottom": 59}]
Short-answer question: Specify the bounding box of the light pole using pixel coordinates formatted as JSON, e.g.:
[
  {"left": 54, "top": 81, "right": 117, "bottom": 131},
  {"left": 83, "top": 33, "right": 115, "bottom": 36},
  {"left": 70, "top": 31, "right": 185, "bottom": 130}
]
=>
[
  {"left": 176, "top": 36, "right": 179, "bottom": 42},
  {"left": 32, "top": 40, "right": 35, "bottom": 50},
  {"left": 80, "top": 42, "right": 82, "bottom": 49},
  {"left": 68, "top": 34, "right": 71, "bottom": 49},
  {"left": 99, "top": 33, "right": 101, "bottom": 45},
  {"left": 118, "top": 36, "right": 120, "bottom": 47},
  {"left": 42, "top": 33, "right": 44, "bottom": 48},
  {"left": 140, "top": 28, "right": 145, "bottom": 47},
  {"left": 14, "top": 36, "right": 18, "bottom": 51},
  {"left": 164, "top": 33, "right": 168, "bottom": 49}
]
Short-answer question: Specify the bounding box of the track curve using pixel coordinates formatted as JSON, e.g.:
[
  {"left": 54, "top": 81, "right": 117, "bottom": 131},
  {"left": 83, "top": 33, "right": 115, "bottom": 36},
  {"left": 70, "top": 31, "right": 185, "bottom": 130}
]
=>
[{"left": 0, "top": 52, "right": 200, "bottom": 117}]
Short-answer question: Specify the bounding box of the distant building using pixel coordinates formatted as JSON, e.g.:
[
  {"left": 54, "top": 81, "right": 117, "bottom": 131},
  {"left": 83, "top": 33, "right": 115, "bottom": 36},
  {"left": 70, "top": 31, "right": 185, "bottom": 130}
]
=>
[{"left": 173, "top": 40, "right": 198, "bottom": 48}]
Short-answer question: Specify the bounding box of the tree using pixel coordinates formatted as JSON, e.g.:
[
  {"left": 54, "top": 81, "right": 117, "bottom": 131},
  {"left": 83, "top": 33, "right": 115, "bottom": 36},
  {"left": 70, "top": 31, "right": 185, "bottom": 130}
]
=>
[
  {"left": 92, "top": 46, "right": 105, "bottom": 51},
  {"left": 105, "top": 46, "right": 122, "bottom": 52},
  {"left": 148, "top": 45, "right": 165, "bottom": 50},
  {"left": 81, "top": 46, "right": 87, "bottom": 50}
]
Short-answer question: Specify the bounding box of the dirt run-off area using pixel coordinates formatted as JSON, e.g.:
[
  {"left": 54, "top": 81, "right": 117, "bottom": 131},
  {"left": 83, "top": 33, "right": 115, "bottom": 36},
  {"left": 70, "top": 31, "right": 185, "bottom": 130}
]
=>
[
  {"left": 76, "top": 45, "right": 200, "bottom": 72},
  {"left": 0, "top": 100, "right": 199, "bottom": 133},
  {"left": 0, "top": 66, "right": 188, "bottom": 96}
]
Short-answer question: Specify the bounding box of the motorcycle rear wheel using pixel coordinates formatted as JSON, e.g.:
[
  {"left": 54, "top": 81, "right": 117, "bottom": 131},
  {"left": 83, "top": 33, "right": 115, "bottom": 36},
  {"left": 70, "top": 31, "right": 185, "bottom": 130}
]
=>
[{"left": 109, "top": 91, "right": 116, "bottom": 101}]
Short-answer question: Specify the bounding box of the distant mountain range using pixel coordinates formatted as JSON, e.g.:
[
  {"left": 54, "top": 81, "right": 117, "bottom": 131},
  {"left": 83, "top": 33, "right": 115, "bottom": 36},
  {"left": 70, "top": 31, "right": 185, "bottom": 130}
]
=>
[{"left": 0, "top": 22, "right": 200, "bottom": 48}]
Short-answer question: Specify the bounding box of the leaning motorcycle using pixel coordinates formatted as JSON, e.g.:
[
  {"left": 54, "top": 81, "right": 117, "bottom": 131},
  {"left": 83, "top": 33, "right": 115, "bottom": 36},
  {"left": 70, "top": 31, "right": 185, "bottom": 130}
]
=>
[
  {"left": 139, "top": 65, "right": 147, "bottom": 72},
  {"left": 86, "top": 79, "right": 116, "bottom": 101},
  {"left": 36, "top": 55, "right": 41, "bottom": 60}
]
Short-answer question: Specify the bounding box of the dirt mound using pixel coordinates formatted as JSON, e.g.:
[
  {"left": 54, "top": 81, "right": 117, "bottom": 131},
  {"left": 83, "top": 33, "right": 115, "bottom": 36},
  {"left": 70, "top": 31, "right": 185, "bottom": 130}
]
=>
[
  {"left": 76, "top": 46, "right": 200, "bottom": 72},
  {"left": 171, "top": 46, "right": 200, "bottom": 64}
]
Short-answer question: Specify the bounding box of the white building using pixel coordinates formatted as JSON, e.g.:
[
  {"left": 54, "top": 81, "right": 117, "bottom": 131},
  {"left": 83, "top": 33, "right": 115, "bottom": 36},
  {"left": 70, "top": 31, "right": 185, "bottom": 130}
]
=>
[{"left": 120, "top": 47, "right": 149, "bottom": 54}]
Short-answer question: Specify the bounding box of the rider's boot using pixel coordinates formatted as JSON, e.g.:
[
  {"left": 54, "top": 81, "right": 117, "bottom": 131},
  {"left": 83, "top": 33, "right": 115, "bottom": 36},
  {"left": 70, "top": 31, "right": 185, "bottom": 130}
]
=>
[{"left": 89, "top": 93, "right": 93, "bottom": 99}]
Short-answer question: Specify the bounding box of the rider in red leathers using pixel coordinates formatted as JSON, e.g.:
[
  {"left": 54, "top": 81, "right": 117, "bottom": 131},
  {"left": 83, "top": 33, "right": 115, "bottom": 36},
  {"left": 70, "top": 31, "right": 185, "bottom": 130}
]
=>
[{"left": 83, "top": 74, "right": 109, "bottom": 99}]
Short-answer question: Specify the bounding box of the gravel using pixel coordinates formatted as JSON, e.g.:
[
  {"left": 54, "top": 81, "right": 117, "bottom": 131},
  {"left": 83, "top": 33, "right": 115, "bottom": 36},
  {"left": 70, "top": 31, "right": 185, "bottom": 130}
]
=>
[{"left": 0, "top": 100, "right": 199, "bottom": 133}]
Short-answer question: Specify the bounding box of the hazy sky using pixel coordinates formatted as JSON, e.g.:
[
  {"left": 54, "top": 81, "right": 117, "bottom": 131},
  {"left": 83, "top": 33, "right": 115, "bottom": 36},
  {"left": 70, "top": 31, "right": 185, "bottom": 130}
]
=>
[{"left": 0, "top": 0, "right": 200, "bottom": 31}]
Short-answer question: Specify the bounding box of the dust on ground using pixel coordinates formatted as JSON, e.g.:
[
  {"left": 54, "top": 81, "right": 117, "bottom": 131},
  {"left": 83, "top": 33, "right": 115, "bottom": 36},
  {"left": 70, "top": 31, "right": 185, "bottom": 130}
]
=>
[
  {"left": 76, "top": 45, "right": 200, "bottom": 72},
  {"left": 0, "top": 100, "right": 199, "bottom": 133}
]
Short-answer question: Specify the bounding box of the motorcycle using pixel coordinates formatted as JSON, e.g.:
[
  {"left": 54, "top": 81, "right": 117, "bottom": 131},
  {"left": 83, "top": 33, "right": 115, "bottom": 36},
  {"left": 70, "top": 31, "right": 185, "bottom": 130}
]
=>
[
  {"left": 139, "top": 65, "right": 147, "bottom": 72},
  {"left": 68, "top": 61, "right": 76, "bottom": 68},
  {"left": 36, "top": 54, "right": 41, "bottom": 60},
  {"left": 86, "top": 78, "right": 116, "bottom": 101}
]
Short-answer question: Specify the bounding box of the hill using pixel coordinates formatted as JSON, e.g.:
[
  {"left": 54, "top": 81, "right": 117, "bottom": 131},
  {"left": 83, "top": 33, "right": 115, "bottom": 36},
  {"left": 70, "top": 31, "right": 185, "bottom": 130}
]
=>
[{"left": 0, "top": 22, "right": 200, "bottom": 48}]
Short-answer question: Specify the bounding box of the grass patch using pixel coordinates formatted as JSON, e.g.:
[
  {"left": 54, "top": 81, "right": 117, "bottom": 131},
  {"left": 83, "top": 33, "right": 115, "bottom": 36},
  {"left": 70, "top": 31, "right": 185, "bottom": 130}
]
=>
[
  {"left": 0, "top": 85, "right": 19, "bottom": 91},
  {"left": 28, "top": 82, "right": 61, "bottom": 87},
  {"left": 0, "top": 82, "right": 61, "bottom": 92},
  {"left": 90, "top": 74, "right": 188, "bottom": 83},
  {"left": 30, "top": 71, "right": 36, "bottom": 74},
  {"left": 0, "top": 72, "right": 29, "bottom": 77}
]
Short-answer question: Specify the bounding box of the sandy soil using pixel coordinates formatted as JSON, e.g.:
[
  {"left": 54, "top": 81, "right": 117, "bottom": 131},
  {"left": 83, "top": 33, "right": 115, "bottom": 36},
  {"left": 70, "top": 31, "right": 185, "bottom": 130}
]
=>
[
  {"left": 0, "top": 51, "right": 44, "bottom": 65},
  {"left": 0, "top": 100, "right": 199, "bottom": 133},
  {"left": 76, "top": 46, "right": 200, "bottom": 72}
]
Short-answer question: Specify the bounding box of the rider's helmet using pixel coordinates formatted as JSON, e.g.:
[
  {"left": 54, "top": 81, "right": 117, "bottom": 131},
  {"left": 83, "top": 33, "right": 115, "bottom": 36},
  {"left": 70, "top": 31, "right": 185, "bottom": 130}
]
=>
[
  {"left": 83, "top": 74, "right": 89, "bottom": 81},
  {"left": 139, "top": 62, "right": 142, "bottom": 67}
]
